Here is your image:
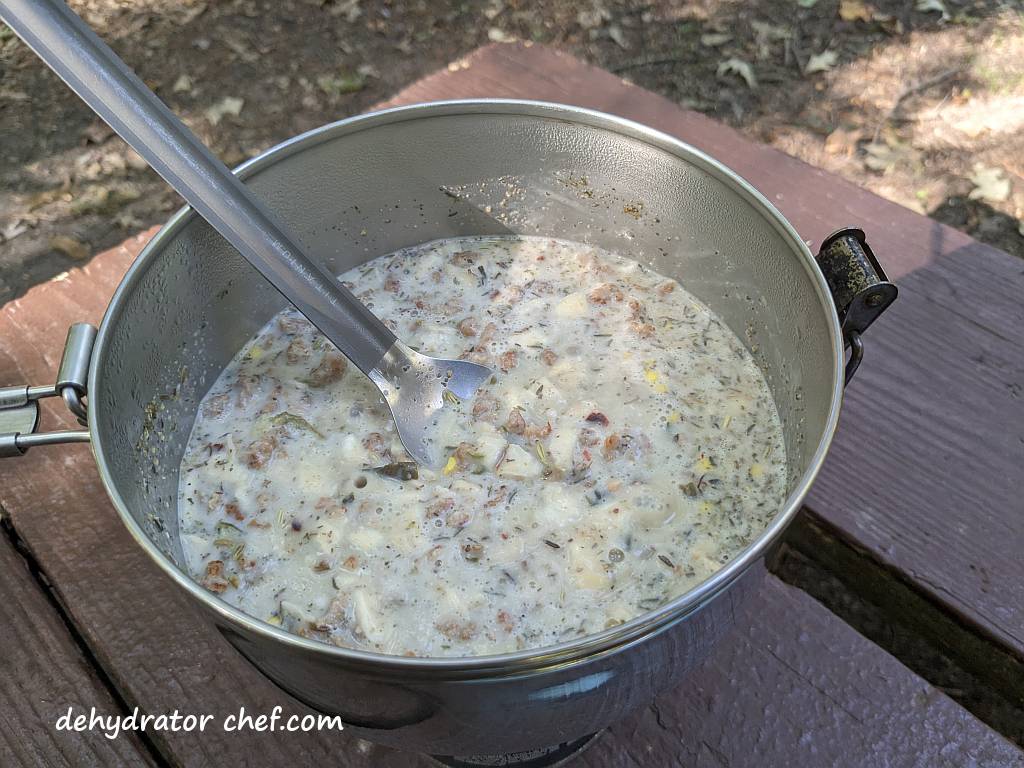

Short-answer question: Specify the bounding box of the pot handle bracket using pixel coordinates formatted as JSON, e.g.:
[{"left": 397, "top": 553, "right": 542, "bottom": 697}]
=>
[
  {"left": 815, "top": 228, "right": 898, "bottom": 383},
  {"left": 0, "top": 323, "right": 95, "bottom": 457}
]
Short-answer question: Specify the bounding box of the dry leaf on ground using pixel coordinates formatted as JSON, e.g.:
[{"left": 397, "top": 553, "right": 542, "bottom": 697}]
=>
[
  {"left": 577, "top": 3, "right": 610, "bottom": 29},
  {"left": 805, "top": 50, "right": 839, "bottom": 74},
  {"left": 700, "top": 32, "right": 732, "bottom": 47},
  {"left": 327, "top": 0, "right": 361, "bottom": 21},
  {"left": 839, "top": 0, "right": 874, "bottom": 22},
  {"left": 487, "top": 27, "right": 515, "bottom": 43},
  {"left": 204, "top": 96, "right": 244, "bottom": 126},
  {"left": 316, "top": 73, "right": 365, "bottom": 95},
  {"left": 863, "top": 142, "right": 903, "bottom": 172},
  {"left": 50, "top": 235, "right": 89, "bottom": 260},
  {"left": 751, "top": 21, "right": 790, "bottom": 59},
  {"left": 717, "top": 58, "right": 757, "bottom": 89},
  {"left": 968, "top": 165, "right": 1012, "bottom": 203},
  {"left": 916, "top": 0, "right": 950, "bottom": 20},
  {"left": 607, "top": 25, "right": 630, "bottom": 49},
  {"left": 1, "top": 220, "right": 29, "bottom": 242}
]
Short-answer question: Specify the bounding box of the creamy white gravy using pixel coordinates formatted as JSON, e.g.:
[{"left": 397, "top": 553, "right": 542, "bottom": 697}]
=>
[{"left": 178, "top": 236, "right": 786, "bottom": 657}]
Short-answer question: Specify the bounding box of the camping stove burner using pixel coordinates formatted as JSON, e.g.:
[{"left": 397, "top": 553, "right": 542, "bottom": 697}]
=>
[{"left": 429, "top": 731, "right": 602, "bottom": 768}]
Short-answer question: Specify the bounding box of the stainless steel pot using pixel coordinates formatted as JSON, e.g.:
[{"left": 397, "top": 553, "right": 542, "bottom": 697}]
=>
[{"left": 1, "top": 100, "right": 895, "bottom": 759}]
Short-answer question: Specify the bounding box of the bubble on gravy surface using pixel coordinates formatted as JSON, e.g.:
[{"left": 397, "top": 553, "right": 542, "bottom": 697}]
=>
[{"left": 178, "top": 236, "right": 786, "bottom": 657}]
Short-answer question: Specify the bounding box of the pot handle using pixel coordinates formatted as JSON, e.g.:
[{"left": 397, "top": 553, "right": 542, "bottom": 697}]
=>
[
  {"left": 815, "top": 228, "right": 898, "bottom": 384},
  {"left": 0, "top": 323, "right": 94, "bottom": 457}
]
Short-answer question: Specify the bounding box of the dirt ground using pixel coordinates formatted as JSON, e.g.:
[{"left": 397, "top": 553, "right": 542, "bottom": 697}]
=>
[{"left": 1, "top": 0, "right": 1022, "bottom": 304}]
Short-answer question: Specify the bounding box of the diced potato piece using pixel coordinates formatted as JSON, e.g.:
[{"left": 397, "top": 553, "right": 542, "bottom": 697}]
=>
[
  {"left": 569, "top": 542, "right": 610, "bottom": 590},
  {"left": 623, "top": 490, "right": 673, "bottom": 527},
  {"left": 349, "top": 527, "right": 385, "bottom": 551},
  {"left": 451, "top": 478, "right": 483, "bottom": 495},
  {"left": 445, "top": 263, "right": 478, "bottom": 288},
  {"left": 530, "top": 376, "right": 561, "bottom": 403},
  {"left": 474, "top": 423, "right": 508, "bottom": 467},
  {"left": 688, "top": 541, "right": 719, "bottom": 573},
  {"left": 509, "top": 326, "right": 547, "bottom": 348},
  {"left": 353, "top": 589, "right": 387, "bottom": 643},
  {"left": 534, "top": 483, "right": 585, "bottom": 528},
  {"left": 554, "top": 291, "right": 588, "bottom": 319},
  {"left": 549, "top": 361, "right": 580, "bottom": 389},
  {"left": 389, "top": 506, "right": 426, "bottom": 553},
  {"left": 547, "top": 427, "right": 577, "bottom": 469},
  {"left": 417, "top": 323, "right": 460, "bottom": 355},
  {"left": 487, "top": 537, "right": 524, "bottom": 565},
  {"left": 496, "top": 444, "right": 544, "bottom": 480},
  {"left": 280, "top": 600, "right": 317, "bottom": 625},
  {"left": 339, "top": 433, "right": 364, "bottom": 462}
]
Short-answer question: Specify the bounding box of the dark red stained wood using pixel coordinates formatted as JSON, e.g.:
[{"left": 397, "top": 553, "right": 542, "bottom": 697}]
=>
[
  {"left": 0, "top": 531, "right": 155, "bottom": 767},
  {"left": 0, "top": 233, "right": 420, "bottom": 768},
  {"left": 590, "top": 573, "right": 1023, "bottom": 768},
  {"left": 383, "top": 42, "right": 1024, "bottom": 667},
  {"left": 0, "top": 44, "right": 1020, "bottom": 767}
]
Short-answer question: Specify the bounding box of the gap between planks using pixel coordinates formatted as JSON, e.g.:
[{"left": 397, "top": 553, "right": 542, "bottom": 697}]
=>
[
  {"left": 772, "top": 510, "right": 1024, "bottom": 746},
  {"left": 0, "top": 515, "right": 164, "bottom": 767}
]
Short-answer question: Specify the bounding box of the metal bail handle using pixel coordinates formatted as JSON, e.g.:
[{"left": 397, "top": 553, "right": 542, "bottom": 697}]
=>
[
  {"left": 0, "top": 323, "right": 95, "bottom": 457},
  {"left": 815, "top": 228, "right": 898, "bottom": 383}
]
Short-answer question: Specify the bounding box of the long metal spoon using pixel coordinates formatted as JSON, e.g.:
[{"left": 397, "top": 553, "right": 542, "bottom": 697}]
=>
[{"left": 0, "top": 0, "right": 492, "bottom": 468}]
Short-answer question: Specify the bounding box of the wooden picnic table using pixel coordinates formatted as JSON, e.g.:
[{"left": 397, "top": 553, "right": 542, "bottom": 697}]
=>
[{"left": 1, "top": 43, "right": 1022, "bottom": 767}]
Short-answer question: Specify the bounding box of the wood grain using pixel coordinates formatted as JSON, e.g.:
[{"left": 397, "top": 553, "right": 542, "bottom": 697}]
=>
[
  {"left": 0, "top": 528, "right": 155, "bottom": 767},
  {"left": 589, "top": 574, "right": 1023, "bottom": 768},
  {"left": 0, "top": 43, "right": 1021, "bottom": 766}
]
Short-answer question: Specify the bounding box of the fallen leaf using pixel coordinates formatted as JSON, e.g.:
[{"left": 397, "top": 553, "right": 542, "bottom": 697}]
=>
[
  {"left": 172, "top": 74, "right": 193, "bottom": 93},
  {"left": 577, "top": 4, "right": 610, "bottom": 29},
  {"left": 50, "top": 235, "right": 89, "bottom": 260},
  {"left": 487, "top": 27, "right": 515, "bottom": 43},
  {"left": 356, "top": 63, "right": 380, "bottom": 79},
  {"left": 316, "top": 72, "right": 365, "bottom": 95},
  {"left": 607, "top": 24, "right": 630, "bottom": 49},
  {"left": 223, "top": 33, "right": 257, "bottom": 63},
  {"left": 1, "top": 219, "right": 29, "bottom": 242},
  {"left": 805, "top": 50, "right": 839, "bottom": 74},
  {"left": 916, "top": 0, "right": 950, "bottom": 20},
  {"left": 717, "top": 58, "right": 757, "bottom": 89},
  {"left": 839, "top": 0, "right": 873, "bottom": 22},
  {"left": 204, "top": 96, "right": 244, "bottom": 125},
  {"left": 878, "top": 15, "right": 905, "bottom": 34},
  {"left": 70, "top": 185, "right": 141, "bottom": 215},
  {"left": 751, "top": 21, "right": 791, "bottom": 59},
  {"left": 327, "top": 0, "right": 361, "bottom": 21},
  {"left": 81, "top": 121, "right": 114, "bottom": 144},
  {"left": 968, "top": 165, "right": 1011, "bottom": 203},
  {"left": 483, "top": 1, "right": 505, "bottom": 20},
  {"left": 700, "top": 32, "right": 732, "bottom": 47},
  {"left": 824, "top": 127, "right": 864, "bottom": 157},
  {"left": 178, "top": 2, "right": 207, "bottom": 24},
  {"left": 863, "top": 141, "right": 902, "bottom": 172}
]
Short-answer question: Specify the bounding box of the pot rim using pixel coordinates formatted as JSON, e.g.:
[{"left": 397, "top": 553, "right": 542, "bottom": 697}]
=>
[{"left": 89, "top": 99, "right": 844, "bottom": 675}]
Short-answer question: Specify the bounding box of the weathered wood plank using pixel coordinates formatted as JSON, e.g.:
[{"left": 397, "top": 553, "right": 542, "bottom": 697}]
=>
[
  {"left": 385, "top": 41, "right": 1024, "bottom": 679},
  {"left": 0, "top": 44, "right": 1020, "bottom": 767},
  {"left": 0, "top": 527, "right": 155, "bottom": 767},
  {"left": 589, "top": 573, "right": 1022, "bottom": 768}
]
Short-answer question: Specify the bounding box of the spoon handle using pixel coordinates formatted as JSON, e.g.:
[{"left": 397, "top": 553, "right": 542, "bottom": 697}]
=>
[{"left": 1, "top": 0, "right": 397, "bottom": 375}]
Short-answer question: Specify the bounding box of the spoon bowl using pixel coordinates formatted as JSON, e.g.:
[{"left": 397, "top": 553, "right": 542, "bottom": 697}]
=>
[{"left": 369, "top": 343, "right": 492, "bottom": 468}]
